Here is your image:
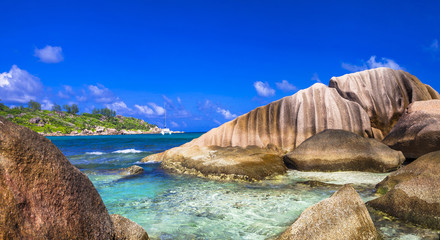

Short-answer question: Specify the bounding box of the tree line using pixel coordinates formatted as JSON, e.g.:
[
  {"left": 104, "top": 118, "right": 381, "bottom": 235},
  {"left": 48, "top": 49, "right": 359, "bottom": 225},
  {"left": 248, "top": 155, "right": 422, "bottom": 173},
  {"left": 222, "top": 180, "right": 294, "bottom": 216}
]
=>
[{"left": 1, "top": 99, "right": 116, "bottom": 118}]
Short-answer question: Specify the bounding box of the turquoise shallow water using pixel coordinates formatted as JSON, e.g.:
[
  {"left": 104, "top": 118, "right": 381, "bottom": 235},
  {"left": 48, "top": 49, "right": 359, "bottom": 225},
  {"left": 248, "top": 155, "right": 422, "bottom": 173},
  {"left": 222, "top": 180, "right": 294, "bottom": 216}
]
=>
[{"left": 49, "top": 133, "right": 440, "bottom": 240}]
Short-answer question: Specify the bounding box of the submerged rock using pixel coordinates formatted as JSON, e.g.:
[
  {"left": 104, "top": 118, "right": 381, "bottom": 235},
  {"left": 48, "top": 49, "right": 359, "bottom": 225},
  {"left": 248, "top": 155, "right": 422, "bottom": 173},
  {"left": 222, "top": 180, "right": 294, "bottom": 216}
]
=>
[
  {"left": 145, "top": 145, "right": 287, "bottom": 181},
  {"left": 368, "top": 151, "right": 440, "bottom": 229},
  {"left": 329, "top": 67, "right": 438, "bottom": 139},
  {"left": 277, "top": 185, "right": 379, "bottom": 240},
  {"left": 121, "top": 165, "right": 144, "bottom": 176},
  {"left": 283, "top": 129, "right": 405, "bottom": 172},
  {"left": 111, "top": 214, "right": 150, "bottom": 240},
  {"left": 383, "top": 100, "right": 440, "bottom": 159}
]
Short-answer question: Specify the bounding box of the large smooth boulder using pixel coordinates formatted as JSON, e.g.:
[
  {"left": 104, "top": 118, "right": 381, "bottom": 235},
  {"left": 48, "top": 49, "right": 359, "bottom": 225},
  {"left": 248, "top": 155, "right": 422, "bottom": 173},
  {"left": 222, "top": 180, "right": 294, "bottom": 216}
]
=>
[
  {"left": 146, "top": 83, "right": 371, "bottom": 157},
  {"left": 277, "top": 185, "right": 379, "bottom": 240},
  {"left": 0, "top": 117, "right": 149, "bottom": 239},
  {"left": 143, "top": 83, "right": 372, "bottom": 181},
  {"left": 111, "top": 214, "right": 150, "bottom": 240},
  {"left": 329, "top": 67, "right": 439, "bottom": 139},
  {"left": 143, "top": 145, "right": 286, "bottom": 181},
  {"left": 383, "top": 100, "right": 440, "bottom": 159},
  {"left": 283, "top": 129, "right": 405, "bottom": 172},
  {"left": 188, "top": 83, "right": 372, "bottom": 152},
  {"left": 368, "top": 151, "right": 440, "bottom": 229},
  {"left": 0, "top": 117, "right": 113, "bottom": 239}
]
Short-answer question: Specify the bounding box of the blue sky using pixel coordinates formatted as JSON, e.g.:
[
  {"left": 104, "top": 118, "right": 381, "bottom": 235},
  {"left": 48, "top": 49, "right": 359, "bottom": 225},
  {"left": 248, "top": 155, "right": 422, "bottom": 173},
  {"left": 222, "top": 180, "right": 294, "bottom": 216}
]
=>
[{"left": 1, "top": 0, "right": 439, "bottom": 131}]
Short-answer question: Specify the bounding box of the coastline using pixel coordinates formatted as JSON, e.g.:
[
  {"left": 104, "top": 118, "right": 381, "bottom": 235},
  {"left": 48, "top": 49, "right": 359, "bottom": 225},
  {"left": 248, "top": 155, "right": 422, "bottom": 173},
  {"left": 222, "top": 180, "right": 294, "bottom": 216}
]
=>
[{"left": 41, "top": 129, "right": 185, "bottom": 137}]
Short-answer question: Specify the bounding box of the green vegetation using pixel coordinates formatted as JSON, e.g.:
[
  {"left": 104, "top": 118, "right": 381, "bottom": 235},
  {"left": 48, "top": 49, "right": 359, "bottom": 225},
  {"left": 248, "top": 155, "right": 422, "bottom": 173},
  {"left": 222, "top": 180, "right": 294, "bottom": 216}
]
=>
[{"left": 0, "top": 100, "right": 156, "bottom": 135}]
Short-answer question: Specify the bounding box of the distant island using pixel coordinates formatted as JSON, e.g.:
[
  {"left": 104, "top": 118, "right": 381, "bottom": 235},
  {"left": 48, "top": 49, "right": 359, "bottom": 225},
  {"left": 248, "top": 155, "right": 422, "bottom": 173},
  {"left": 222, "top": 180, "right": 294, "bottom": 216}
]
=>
[{"left": 0, "top": 100, "right": 172, "bottom": 136}]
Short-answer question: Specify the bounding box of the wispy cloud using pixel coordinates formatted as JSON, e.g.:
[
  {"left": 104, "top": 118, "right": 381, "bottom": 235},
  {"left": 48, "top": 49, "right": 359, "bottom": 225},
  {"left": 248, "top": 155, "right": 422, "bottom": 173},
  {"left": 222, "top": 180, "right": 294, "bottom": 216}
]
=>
[
  {"left": 170, "top": 121, "right": 179, "bottom": 128},
  {"left": 34, "top": 45, "right": 64, "bottom": 63},
  {"left": 88, "top": 84, "right": 116, "bottom": 103},
  {"left": 342, "top": 56, "right": 403, "bottom": 72},
  {"left": 216, "top": 107, "right": 237, "bottom": 119},
  {"left": 275, "top": 80, "right": 296, "bottom": 92},
  {"left": 0, "top": 65, "right": 43, "bottom": 103},
  {"left": 428, "top": 39, "right": 439, "bottom": 52},
  {"left": 311, "top": 73, "right": 321, "bottom": 83},
  {"left": 162, "top": 95, "right": 191, "bottom": 118},
  {"left": 149, "top": 103, "right": 165, "bottom": 115},
  {"left": 57, "top": 85, "right": 75, "bottom": 99},
  {"left": 198, "top": 99, "right": 237, "bottom": 120},
  {"left": 254, "top": 81, "right": 275, "bottom": 97}
]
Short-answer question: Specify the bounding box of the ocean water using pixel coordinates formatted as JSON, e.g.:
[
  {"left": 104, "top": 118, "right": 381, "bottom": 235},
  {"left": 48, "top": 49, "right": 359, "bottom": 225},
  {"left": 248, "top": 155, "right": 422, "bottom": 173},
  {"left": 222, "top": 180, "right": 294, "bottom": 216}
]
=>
[{"left": 48, "top": 134, "right": 440, "bottom": 240}]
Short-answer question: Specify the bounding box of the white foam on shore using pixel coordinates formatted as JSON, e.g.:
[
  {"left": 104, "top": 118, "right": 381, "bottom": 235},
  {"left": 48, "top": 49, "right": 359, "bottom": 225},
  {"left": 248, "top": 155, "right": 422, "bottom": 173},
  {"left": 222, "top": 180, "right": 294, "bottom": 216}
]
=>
[
  {"left": 113, "top": 149, "right": 143, "bottom": 154},
  {"left": 86, "top": 151, "right": 105, "bottom": 155},
  {"left": 134, "top": 160, "right": 160, "bottom": 164},
  {"left": 286, "top": 170, "right": 389, "bottom": 186}
]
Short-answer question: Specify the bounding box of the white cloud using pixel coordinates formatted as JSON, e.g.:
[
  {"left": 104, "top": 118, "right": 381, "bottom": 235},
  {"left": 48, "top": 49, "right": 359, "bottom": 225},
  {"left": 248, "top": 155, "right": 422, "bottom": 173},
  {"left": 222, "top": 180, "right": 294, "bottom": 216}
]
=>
[
  {"left": 367, "top": 56, "right": 402, "bottom": 70},
  {"left": 134, "top": 104, "right": 154, "bottom": 115},
  {"left": 216, "top": 107, "right": 237, "bottom": 120},
  {"left": 342, "top": 56, "right": 403, "bottom": 72},
  {"left": 149, "top": 103, "right": 165, "bottom": 115},
  {"left": 0, "top": 65, "right": 43, "bottom": 103},
  {"left": 34, "top": 45, "right": 64, "bottom": 63},
  {"left": 213, "top": 119, "right": 222, "bottom": 125},
  {"left": 275, "top": 80, "right": 296, "bottom": 91},
  {"left": 134, "top": 103, "right": 166, "bottom": 116},
  {"left": 105, "top": 101, "right": 131, "bottom": 114},
  {"left": 41, "top": 99, "right": 54, "bottom": 110},
  {"left": 88, "top": 84, "right": 115, "bottom": 103},
  {"left": 254, "top": 81, "right": 275, "bottom": 97},
  {"left": 311, "top": 73, "right": 321, "bottom": 83}
]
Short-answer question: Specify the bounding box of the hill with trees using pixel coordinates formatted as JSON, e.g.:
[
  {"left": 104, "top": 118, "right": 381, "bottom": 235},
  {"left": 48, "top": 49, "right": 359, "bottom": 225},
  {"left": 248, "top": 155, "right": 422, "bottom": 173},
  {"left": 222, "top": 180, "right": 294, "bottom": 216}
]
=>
[{"left": 0, "top": 100, "right": 160, "bottom": 136}]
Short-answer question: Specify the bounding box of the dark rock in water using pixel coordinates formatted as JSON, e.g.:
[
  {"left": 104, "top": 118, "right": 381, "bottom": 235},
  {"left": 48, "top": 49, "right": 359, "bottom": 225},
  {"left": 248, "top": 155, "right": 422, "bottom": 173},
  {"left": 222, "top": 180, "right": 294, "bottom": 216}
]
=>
[
  {"left": 383, "top": 100, "right": 440, "bottom": 159},
  {"left": 283, "top": 129, "right": 405, "bottom": 172},
  {"left": 368, "top": 151, "right": 440, "bottom": 229},
  {"left": 121, "top": 165, "right": 144, "bottom": 176},
  {"left": 329, "top": 67, "right": 439, "bottom": 139},
  {"left": 145, "top": 145, "right": 287, "bottom": 181},
  {"left": 277, "top": 185, "right": 379, "bottom": 240},
  {"left": 111, "top": 214, "right": 150, "bottom": 240},
  {"left": 0, "top": 116, "right": 150, "bottom": 239},
  {"left": 296, "top": 180, "right": 341, "bottom": 189},
  {"left": 0, "top": 116, "right": 113, "bottom": 239}
]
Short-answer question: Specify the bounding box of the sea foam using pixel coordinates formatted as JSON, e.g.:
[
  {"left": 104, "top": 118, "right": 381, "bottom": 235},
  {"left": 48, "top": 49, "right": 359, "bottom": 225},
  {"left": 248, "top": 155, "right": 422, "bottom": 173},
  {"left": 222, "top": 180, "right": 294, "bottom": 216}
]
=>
[
  {"left": 86, "top": 151, "right": 105, "bottom": 155},
  {"left": 113, "top": 149, "right": 143, "bottom": 154}
]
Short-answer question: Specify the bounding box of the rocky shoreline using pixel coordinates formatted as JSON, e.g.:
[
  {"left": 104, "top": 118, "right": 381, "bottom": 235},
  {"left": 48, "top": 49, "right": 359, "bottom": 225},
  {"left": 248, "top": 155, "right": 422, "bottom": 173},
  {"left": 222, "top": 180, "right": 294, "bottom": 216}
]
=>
[
  {"left": 143, "top": 67, "right": 440, "bottom": 239},
  {"left": 41, "top": 126, "right": 184, "bottom": 137}
]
